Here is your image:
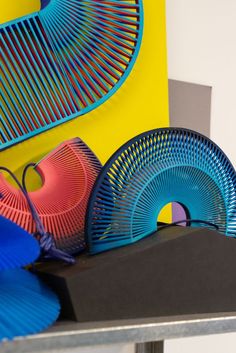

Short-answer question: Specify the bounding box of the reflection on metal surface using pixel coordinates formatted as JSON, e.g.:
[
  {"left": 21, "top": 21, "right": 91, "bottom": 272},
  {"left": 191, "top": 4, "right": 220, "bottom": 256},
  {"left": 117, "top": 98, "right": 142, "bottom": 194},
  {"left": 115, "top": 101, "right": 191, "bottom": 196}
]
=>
[{"left": 2, "top": 313, "right": 236, "bottom": 353}]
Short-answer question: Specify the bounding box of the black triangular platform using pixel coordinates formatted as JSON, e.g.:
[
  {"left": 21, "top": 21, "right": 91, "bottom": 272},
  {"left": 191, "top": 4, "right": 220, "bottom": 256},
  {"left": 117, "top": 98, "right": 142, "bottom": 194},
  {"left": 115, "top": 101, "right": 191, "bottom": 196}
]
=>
[{"left": 36, "top": 227, "right": 236, "bottom": 322}]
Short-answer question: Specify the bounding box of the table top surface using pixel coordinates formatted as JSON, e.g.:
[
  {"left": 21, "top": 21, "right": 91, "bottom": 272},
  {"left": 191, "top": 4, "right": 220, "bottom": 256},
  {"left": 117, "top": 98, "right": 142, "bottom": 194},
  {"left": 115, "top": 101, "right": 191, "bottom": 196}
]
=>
[{"left": 1, "top": 312, "right": 236, "bottom": 353}]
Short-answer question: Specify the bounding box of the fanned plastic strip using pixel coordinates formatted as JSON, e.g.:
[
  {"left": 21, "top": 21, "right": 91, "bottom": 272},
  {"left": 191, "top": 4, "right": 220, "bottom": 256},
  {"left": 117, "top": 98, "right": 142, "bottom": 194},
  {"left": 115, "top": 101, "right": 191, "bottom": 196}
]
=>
[
  {"left": 86, "top": 128, "right": 236, "bottom": 254},
  {"left": 0, "top": 269, "right": 60, "bottom": 340},
  {"left": 0, "top": 138, "right": 102, "bottom": 254},
  {"left": 0, "top": 216, "right": 40, "bottom": 270},
  {"left": 0, "top": 0, "right": 143, "bottom": 150}
]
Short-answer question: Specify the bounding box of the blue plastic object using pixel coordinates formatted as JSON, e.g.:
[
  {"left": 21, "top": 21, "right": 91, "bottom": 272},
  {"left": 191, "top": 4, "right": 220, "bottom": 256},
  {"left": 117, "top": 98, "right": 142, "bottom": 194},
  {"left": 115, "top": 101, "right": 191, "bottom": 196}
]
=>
[
  {"left": 0, "top": 0, "right": 143, "bottom": 150},
  {"left": 0, "top": 268, "right": 60, "bottom": 340},
  {"left": 86, "top": 128, "right": 236, "bottom": 254},
  {"left": 0, "top": 216, "right": 40, "bottom": 270}
]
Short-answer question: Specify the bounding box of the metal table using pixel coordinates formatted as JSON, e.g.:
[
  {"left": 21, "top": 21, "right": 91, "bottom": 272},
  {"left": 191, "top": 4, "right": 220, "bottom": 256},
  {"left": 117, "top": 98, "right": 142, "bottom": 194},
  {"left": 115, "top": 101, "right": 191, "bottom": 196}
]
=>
[{"left": 2, "top": 312, "right": 236, "bottom": 353}]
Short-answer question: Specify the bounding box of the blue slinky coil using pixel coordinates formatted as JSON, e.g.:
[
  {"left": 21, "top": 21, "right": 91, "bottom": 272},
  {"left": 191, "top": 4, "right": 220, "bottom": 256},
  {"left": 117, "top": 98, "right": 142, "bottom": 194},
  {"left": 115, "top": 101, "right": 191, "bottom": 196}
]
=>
[
  {"left": 86, "top": 128, "right": 236, "bottom": 254},
  {"left": 0, "top": 216, "right": 40, "bottom": 270},
  {"left": 0, "top": 269, "right": 60, "bottom": 341},
  {"left": 0, "top": 0, "right": 143, "bottom": 150}
]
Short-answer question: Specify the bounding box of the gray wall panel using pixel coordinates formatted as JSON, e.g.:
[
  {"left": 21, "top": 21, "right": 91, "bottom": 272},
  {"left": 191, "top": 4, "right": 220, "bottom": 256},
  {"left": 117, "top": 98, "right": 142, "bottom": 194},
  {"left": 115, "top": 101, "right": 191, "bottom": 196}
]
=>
[{"left": 168, "top": 79, "right": 212, "bottom": 137}]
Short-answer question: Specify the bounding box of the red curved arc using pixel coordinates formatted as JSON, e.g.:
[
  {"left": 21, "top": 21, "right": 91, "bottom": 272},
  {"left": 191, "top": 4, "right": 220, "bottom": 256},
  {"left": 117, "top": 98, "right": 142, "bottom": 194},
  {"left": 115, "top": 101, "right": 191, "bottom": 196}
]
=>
[
  {"left": 32, "top": 141, "right": 88, "bottom": 212},
  {"left": 0, "top": 138, "right": 102, "bottom": 254}
]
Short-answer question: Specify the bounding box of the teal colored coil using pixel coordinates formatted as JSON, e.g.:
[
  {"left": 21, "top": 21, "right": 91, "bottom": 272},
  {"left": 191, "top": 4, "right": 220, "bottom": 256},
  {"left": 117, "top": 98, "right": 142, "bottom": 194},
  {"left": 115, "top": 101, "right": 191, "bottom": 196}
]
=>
[
  {"left": 86, "top": 128, "right": 236, "bottom": 254},
  {"left": 0, "top": 0, "right": 143, "bottom": 150}
]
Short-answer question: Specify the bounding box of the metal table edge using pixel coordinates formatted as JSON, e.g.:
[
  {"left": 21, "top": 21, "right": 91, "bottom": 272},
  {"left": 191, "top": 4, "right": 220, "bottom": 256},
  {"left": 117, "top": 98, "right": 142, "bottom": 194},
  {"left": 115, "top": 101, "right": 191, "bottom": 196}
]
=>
[{"left": 1, "top": 312, "right": 236, "bottom": 353}]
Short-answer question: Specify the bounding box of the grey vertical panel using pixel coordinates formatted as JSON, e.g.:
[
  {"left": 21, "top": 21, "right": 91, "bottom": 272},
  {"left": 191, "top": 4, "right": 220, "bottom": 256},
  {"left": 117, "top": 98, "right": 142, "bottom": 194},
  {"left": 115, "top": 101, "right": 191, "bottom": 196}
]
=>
[
  {"left": 168, "top": 79, "right": 212, "bottom": 137},
  {"left": 168, "top": 79, "right": 212, "bottom": 221}
]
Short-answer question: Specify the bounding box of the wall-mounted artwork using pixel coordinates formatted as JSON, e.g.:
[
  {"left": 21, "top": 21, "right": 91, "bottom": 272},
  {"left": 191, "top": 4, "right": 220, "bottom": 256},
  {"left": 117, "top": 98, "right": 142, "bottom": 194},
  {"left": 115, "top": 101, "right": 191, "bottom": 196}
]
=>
[
  {"left": 0, "top": 0, "right": 143, "bottom": 150},
  {"left": 1, "top": 0, "right": 170, "bottom": 221}
]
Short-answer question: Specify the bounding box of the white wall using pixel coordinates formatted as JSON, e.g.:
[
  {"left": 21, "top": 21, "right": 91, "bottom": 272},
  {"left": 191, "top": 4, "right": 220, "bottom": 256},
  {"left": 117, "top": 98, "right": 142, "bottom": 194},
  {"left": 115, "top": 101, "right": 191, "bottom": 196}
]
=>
[
  {"left": 166, "top": 0, "right": 236, "bottom": 351},
  {"left": 165, "top": 332, "right": 236, "bottom": 353},
  {"left": 166, "top": 0, "right": 236, "bottom": 165}
]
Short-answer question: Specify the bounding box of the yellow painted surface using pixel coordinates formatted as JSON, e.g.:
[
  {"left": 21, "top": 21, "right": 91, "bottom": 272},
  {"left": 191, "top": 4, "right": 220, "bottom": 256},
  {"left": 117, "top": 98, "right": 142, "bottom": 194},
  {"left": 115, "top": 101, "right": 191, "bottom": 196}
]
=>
[
  {"left": 158, "top": 203, "right": 172, "bottom": 224},
  {"left": 0, "top": 0, "right": 40, "bottom": 24},
  {"left": 0, "top": 0, "right": 171, "bottom": 220}
]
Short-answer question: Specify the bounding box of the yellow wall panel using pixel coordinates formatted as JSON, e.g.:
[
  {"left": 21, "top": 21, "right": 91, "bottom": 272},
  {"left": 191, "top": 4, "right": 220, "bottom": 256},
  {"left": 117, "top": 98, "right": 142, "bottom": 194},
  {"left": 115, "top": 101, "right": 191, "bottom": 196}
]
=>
[
  {"left": 0, "top": 0, "right": 40, "bottom": 24},
  {"left": 0, "top": 0, "right": 170, "bottom": 219}
]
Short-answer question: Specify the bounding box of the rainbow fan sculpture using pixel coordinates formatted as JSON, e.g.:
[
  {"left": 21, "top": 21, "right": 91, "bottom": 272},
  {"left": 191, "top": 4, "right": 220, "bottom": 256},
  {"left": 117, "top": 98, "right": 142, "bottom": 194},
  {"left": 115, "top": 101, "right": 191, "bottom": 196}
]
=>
[
  {"left": 86, "top": 128, "right": 236, "bottom": 254},
  {"left": 0, "top": 138, "right": 102, "bottom": 254},
  {"left": 0, "top": 0, "right": 143, "bottom": 150}
]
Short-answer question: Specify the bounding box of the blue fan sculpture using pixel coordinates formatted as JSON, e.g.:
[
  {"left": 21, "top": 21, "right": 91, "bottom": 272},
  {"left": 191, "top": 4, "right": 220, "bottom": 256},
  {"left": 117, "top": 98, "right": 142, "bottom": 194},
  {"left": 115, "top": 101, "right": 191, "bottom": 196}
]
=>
[
  {"left": 86, "top": 128, "right": 236, "bottom": 254},
  {"left": 0, "top": 216, "right": 60, "bottom": 340},
  {"left": 0, "top": 215, "right": 40, "bottom": 270},
  {"left": 0, "top": 0, "right": 143, "bottom": 150},
  {"left": 0, "top": 269, "right": 60, "bottom": 340}
]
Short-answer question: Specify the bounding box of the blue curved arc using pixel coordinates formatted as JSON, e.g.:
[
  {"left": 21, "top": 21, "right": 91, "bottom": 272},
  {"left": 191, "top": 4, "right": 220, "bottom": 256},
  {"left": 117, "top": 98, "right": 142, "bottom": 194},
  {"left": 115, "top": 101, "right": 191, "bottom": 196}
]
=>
[{"left": 86, "top": 128, "right": 236, "bottom": 254}]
